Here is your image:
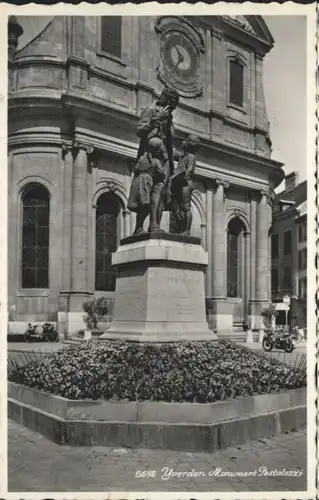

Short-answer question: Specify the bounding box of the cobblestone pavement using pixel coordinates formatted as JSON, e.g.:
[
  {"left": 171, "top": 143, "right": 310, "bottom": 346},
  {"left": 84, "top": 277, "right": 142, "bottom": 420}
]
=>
[{"left": 8, "top": 420, "right": 306, "bottom": 492}]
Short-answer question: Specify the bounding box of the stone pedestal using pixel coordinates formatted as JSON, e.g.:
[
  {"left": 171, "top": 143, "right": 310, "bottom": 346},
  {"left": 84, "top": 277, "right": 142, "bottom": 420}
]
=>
[{"left": 102, "top": 233, "right": 217, "bottom": 342}]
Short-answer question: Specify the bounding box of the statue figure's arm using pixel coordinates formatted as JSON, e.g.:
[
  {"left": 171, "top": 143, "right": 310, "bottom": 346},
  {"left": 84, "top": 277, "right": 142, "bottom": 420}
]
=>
[
  {"left": 137, "top": 107, "right": 159, "bottom": 138},
  {"left": 184, "top": 154, "right": 196, "bottom": 180}
]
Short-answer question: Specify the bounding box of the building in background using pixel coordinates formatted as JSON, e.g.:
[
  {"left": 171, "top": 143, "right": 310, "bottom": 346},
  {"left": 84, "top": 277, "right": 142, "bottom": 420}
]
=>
[
  {"left": 271, "top": 172, "right": 307, "bottom": 328},
  {"left": 7, "top": 15, "right": 284, "bottom": 339}
]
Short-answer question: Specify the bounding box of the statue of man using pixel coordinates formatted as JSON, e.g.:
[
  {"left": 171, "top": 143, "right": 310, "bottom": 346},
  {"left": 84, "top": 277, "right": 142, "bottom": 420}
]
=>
[
  {"left": 170, "top": 135, "right": 201, "bottom": 236},
  {"left": 136, "top": 87, "right": 180, "bottom": 232}
]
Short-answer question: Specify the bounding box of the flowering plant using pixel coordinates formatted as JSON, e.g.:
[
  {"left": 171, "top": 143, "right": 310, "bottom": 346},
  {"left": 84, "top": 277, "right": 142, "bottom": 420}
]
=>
[
  {"left": 82, "top": 297, "right": 109, "bottom": 331},
  {"left": 8, "top": 339, "right": 306, "bottom": 403}
]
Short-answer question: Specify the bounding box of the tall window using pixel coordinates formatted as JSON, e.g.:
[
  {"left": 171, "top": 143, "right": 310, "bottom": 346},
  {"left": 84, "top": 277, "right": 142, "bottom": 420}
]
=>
[
  {"left": 282, "top": 265, "right": 292, "bottom": 291},
  {"left": 101, "top": 16, "right": 122, "bottom": 58},
  {"left": 298, "top": 248, "right": 307, "bottom": 270},
  {"left": 227, "top": 218, "right": 244, "bottom": 298},
  {"left": 283, "top": 230, "right": 292, "bottom": 255},
  {"left": 298, "top": 222, "right": 307, "bottom": 242},
  {"left": 21, "top": 184, "right": 49, "bottom": 288},
  {"left": 299, "top": 277, "right": 307, "bottom": 298},
  {"left": 271, "top": 267, "right": 279, "bottom": 291},
  {"left": 271, "top": 233, "right": 279, "bottom": 258},
  {"left": 95, "top": 192, "right": 121, "bottom": 291},
  {"left": 229, "top": 59, "right": 244, "bottom": 107}
]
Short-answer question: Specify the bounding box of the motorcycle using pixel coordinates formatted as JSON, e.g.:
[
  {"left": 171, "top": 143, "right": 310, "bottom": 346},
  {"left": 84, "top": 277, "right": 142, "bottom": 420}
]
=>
[
  {"left": 24, "top": 323, "right": 59, "bottom": 343},
  {"left": 262, "top": 328, "right": 294, "bottom": 353}
]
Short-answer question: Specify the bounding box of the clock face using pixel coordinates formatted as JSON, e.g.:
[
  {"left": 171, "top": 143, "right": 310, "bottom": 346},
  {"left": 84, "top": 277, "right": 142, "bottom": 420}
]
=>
[
  {"left": 155, "top": 17, "right": 204, "bottom": 98},
  {"left": 161, "top": 32, "right": 199, "bottom": 82}
]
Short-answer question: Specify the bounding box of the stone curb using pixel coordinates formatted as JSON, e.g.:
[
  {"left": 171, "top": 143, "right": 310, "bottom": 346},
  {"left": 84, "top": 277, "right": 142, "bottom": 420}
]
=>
[
  {"left": 8, "top": 383, "right": 307, "bottom": 451},
  {"left": 8, "top": 398, "right": 306, "bottom": 452},
  {"left": 8, "top": 382, "right": 306, "bottom": 423}
]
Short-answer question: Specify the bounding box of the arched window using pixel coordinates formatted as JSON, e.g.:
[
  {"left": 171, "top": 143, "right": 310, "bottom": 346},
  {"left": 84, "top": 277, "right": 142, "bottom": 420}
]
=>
[
  {"left": 95, "top": 192, "right": 121, "bottom": 291},
  {"left": 227, "top": 218, "right": 245, "bottom": 297},
  {"left": 21, "top": 184, "right": 50, "bottom": 288},
  {"left": 101, "top": 16, "right": 122, "bottom": 58},
  {"left": 229, "top": 58, "right": 244, "bottom": 108}
]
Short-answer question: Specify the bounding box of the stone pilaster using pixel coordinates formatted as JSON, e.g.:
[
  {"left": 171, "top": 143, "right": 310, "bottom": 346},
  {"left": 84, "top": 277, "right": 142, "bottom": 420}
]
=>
[
  {"left": 251, "top": 190, "right": 271, "bottom": 330},
  {"left": 60, "top": 144, "right": 73, "bottom": 292},
  {"left": 122, "top": 209, "right": 131, "bottom": 239},
  {"left": 206, "top": 179, "right": 232, "bottom": 334},
  {"left": 243, "top": 231, "right": 251, "bottom": 328},
  {"left": 58, "top": 141, "right": 95, "bottom": 337},
  {"left": 200, "top": 223, "right": 207, "bottom": 250},
  {"left": 205, "top": 185, "right": 213, "bottom": 295},
  {"left": 248, "top": 192, "right": 257, "bottom": 329}
]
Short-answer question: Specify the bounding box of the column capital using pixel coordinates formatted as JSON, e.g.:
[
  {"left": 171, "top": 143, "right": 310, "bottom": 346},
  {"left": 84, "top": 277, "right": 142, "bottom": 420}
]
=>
[
  {"left": 215, "top": 178, "right": 230, "bottom": 190},
  {"left": 61, "top": 142, "right": 72, "bottom": 159},
  {"left": 211, "top": 27, "right": 223, "bottom": 40},
  {"left": 61, "top": 141, "right": 95, "bottom": 159},
  {"left": 71, "top": 141, "right": 95, "bottom": 156},
  {"left": 259, "top": 189, "right": 269, "bottom": 203},
  {"left": 255, "top": 51, "right": 264, "bottom": 61},
  {"left": 267, "top": 191, "right": 276, "bottom": 207}
]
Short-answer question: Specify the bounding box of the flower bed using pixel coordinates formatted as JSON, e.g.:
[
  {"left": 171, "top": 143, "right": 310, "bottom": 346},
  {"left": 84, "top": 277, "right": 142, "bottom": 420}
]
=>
[{"left": 8, "top": 339, "right": 306, "bottom": 402}]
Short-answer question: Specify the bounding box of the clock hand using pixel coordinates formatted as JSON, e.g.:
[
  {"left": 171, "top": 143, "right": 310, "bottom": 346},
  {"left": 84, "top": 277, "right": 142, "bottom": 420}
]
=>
[
  {"left": 173, "top": 43, "right": 184, "bottom": 62},
  {"left": 173, "top": 43, "right": 184, "bottom": 63},
  {"left": 167, "top": 45, "right": 184, "bottom": 74},
  {"left": 168, "top": 59, "right": 182, "bottom": 73}
]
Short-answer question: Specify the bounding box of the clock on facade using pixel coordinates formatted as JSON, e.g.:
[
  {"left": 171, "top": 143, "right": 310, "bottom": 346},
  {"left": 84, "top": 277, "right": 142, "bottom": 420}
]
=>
[{"left": 155, "top": 16, "right": 205, "bottom": 98}]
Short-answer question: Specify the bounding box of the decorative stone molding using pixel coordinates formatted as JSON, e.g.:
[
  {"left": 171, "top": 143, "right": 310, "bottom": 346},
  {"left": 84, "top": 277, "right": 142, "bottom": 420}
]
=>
[
  {"left": 226, "top": 206, "right": 251, "bottom": 233},
  {"left": 93, "top": 179, "right": 127, "bottom": 210},
  {"left": 191, "top": 190, "right": 206, "bottom": 225},
  {"left": 222, "top": 15, "right": 255, "bottom": 35}
]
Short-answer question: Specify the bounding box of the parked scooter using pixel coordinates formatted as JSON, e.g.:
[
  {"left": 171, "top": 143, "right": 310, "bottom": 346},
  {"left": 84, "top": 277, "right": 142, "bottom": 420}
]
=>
[
  {"left": 24, "top": 323, "right": 59, "bottom": 343},
  {"left": 262, "top": 328, "right": 294, "bottom": 353}
]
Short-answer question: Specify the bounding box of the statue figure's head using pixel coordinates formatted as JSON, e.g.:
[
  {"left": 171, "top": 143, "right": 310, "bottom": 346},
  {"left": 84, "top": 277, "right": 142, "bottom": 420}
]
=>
[
  {"left": 147, "top": 137, "right": 164, "bottom": 159},
  {"left": 182, "top": 134, "right": 201, "bottom": 154},
  {"left": 157, "top": 87, "right": 180, "bottom": 110}
]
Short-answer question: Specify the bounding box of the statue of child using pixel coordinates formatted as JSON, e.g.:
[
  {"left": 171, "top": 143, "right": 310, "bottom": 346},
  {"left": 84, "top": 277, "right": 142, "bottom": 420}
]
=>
[
  {"left": 170, "top": 135, "right": 201, "bottom": 235},
  {"left": 128, "top": 137, "right": 165, "bottom": 235}
]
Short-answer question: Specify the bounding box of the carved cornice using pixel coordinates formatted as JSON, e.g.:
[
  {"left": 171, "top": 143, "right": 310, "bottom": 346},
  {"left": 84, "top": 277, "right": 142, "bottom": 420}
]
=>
[{"left": 222, "top": 15, "right": 255, "bottom": 35}]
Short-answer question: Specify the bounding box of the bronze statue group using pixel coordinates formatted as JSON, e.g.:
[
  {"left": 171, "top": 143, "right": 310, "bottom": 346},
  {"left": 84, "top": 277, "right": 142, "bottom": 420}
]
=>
[{"left": 128, "top": 88, "right": 201, "bottom": 236}]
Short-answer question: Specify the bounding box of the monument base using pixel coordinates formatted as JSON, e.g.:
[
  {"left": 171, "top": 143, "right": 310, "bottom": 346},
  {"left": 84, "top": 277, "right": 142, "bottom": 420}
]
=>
[{"left": 102, "top": 233, "right": 217, "bottom": 343}]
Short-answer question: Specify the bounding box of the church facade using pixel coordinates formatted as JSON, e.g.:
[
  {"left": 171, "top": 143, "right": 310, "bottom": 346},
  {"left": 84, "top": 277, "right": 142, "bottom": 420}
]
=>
[{"left": 7, "top": 15, "right": 284, "bottom": 338}]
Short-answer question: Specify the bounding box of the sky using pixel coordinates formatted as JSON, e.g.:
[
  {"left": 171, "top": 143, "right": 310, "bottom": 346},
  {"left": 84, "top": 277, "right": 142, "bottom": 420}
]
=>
[{"left": 263, "top": 16, "right": 307, "bottom": 189}]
